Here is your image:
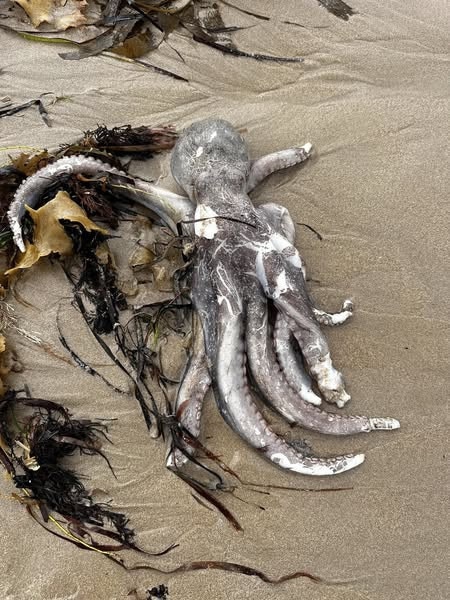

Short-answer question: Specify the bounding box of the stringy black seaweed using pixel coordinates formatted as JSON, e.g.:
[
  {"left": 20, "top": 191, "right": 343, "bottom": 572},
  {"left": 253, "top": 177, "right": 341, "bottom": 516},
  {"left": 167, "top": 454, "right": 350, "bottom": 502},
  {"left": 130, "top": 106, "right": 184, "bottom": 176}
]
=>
[
  {"left": 62, "top": 223, "right": 127, "bottom": 335},
  {"left": 0, "top": 391, "right": 135, "bottom": 545}
]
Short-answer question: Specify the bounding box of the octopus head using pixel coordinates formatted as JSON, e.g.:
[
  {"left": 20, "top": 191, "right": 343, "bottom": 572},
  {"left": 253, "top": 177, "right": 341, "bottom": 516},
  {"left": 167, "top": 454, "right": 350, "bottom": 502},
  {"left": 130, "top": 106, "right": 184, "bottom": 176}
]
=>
[{"left": 171, "top": 118, "right": 250, "bottom": 200}]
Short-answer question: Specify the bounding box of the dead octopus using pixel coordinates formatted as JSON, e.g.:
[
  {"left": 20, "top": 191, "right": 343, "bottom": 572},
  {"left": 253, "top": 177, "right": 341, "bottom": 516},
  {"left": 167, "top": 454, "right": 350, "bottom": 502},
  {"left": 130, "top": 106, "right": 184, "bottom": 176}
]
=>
[{"left": 8, "top": 118, "right": 399, "bottom": 477}]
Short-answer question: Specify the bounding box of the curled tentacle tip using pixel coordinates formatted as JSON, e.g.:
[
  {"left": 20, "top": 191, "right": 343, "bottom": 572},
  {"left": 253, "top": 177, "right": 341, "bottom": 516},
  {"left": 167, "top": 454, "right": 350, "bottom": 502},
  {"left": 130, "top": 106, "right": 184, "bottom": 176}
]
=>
[
  {"left": 341, "top": 452, "right": 365, "bottom": 473},
  {"left": 369, "top": 417, "right": 400, "bottom": 431},
  {"left": 302, "top": 389, "right": 322, "bottom": 406},
  {"left": 271, "top": 451, "right": 365, "bottom": 476},
  {"left": 308, "top": 398, "right": 322, "bottom": 407},
  {"left": 342, "top": 299, "right": 354, "bottom": 311},
  {"left": 330, "top": 391, "right": 351, "bottom": 408}
]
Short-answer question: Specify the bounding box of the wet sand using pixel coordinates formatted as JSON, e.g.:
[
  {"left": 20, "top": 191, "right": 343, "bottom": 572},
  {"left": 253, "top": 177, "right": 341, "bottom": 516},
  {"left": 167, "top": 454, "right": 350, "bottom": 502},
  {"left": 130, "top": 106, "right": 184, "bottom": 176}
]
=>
[{"left": 0, "top": 1, "right": 449, "bottom": 599}]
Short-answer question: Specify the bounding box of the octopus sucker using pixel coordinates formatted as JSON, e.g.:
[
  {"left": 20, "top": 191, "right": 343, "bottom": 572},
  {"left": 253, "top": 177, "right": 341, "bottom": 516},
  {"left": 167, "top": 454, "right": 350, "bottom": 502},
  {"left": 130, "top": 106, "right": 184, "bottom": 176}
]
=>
[{"left": 8, "top": 118, "right": 400, "bottom": 478}]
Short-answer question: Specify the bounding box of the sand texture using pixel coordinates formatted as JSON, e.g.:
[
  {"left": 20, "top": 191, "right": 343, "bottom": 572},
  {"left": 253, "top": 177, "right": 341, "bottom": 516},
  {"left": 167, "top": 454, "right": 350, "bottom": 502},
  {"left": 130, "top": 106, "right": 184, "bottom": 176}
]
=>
[{"left": 0, "top": 1, "right": 449, "bottom": 599}]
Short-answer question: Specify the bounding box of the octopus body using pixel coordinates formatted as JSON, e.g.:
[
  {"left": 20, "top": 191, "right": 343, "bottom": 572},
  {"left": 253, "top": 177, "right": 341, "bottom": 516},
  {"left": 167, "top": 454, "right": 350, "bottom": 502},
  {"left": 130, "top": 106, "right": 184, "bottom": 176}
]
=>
[{"left": 8, "top": 118, "right": 400, "bottom": 477}]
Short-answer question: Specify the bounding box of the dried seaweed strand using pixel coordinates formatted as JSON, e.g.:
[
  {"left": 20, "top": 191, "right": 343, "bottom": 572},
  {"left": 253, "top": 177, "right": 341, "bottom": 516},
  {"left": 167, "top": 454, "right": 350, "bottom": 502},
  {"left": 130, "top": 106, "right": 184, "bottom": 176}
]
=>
[
  {"left": 0, "top": 96, "right": 51, "bottom": 127},
  {"left": 191, "top": 35, "right": 304, "bottom": 62},
  {"left": 108, "top": 554, "right": 329, "bottom": 585},
  {"left": 56, "top": 312, "right": 128, "bottom": 395},
  {"left": 317, "top": 0, "right": 355, "bottom": 21}
]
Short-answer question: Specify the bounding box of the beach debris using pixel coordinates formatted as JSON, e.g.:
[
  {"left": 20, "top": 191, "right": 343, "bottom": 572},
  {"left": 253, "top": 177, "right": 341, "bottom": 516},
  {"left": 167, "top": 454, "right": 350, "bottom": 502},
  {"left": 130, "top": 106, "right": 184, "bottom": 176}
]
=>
[
  {"left": 2, "top": 0, "right": 304, "bottom": 66},
  {"left": 0, "top": 95, "right": 52, "bottom": 127},
  {"left": 317, "top": 1, "right": 354, "bottom": 20},
  {"left": 0, "top": 334, "right": 10, "bottom": 397},
  {"left": 0, "top": 126, "right": 179, "bottom": 435},
  {"left": 66, "top": 235, "right": 127, "bottom": 335},
  {"left": 146, "top": 585, "right": 169, "bottom": 600},
  {"left": 13, "top": 0, "right": 88, "bottom": 29},
  {"left": 5, "top": 191, "right": 108, "bottom": 276},
  {"left": 0, "top": 389, "right": 156, "bottom": 554},
  {"left": 0, "top": 168, "right": 25, "bottom": 227},
  {"left": 71, "top": 124, "right": 178, "bottom": 160}
]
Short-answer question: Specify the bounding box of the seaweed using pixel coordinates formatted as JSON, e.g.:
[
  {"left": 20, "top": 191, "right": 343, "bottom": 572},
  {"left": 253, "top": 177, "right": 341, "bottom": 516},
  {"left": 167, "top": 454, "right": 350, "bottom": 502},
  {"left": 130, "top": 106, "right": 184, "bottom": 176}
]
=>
[
  {"left": 0, "top": 390, "right": 140, "bottom": 550},
  {"left": 56, "top": 313, "right": 127, "bottom": 395},
  {"left": 297, "top": 222, "right": 323, "bottom": 241},
  {"left": 317, "top": 0, "right": 355, "bottom": 21},
  {"left": 0, "top": 95, "right": 52, "bottom": 126},
  {"left": 76, "top": 124, "right": 178, "bottom": 160},
  {"left": 63, "top": 227, "right": 126, "bottom": 334},
  {"left": 0, "top": 166, "right": 25, "bottom": 226},
  {"left": 2, "top": 0, "right": 306, "bottom": 67}
]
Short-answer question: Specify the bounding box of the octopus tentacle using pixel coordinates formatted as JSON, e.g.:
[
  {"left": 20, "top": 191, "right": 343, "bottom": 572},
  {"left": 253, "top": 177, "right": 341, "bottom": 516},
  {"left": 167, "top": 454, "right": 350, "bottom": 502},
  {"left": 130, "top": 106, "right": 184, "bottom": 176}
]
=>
[
  {"left": 273, "top": 314, "right": 322, "bottom": 406},
  {"left": 313, "top": 300, "right": 354, "bottom": 326},
  {"left": 247, "top": 143, "right": 313, "bottom": 193},
  {"left": 215, "top": 304, "right": 365, "bottom": 475},
  {"left": 284, "top": 311, "right": 399, "bottom": 431},
  {"left": 108, "top": 172, "right": 193, "bottom": 233},
  {"left": 8, "top": 155, "right": 193, "bottom": 250},
  {"left": 258, "top": 202, "right": 296, "bottom": 242},
  {"left": 258, "top": 202, "right": 321, "bottom": 406},
  {"left": 166, "top": 312, "right": 211, "bottom": 470},
  {"left": 257, "top": 251, "right": 398, "bottom": 429},
  {"left": 256, "top": 245, "right": 352, "bottom": 406},
  {"left": 8, "top": 156, "right": 123, "bottom": 251},
  {"left": 276, "top": 295, "right": 351, "bottom": 408},
  {"left": 259, "top": 202, "right": 354, "bottom": 326},
  {"left": 246, "top": 289, "right": 397, "bottom": 434}
]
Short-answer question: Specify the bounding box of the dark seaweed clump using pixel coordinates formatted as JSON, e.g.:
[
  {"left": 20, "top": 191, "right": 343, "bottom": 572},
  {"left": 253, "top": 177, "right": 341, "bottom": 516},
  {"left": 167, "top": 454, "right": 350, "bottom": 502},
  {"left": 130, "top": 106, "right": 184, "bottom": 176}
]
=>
[
  {"left": 0, "top": 391, "right": 135, "bottom": 548},
  {"left": 79, "top": 124, "right": 178, "bottom": 160},
  {"left": 146, "top": 585, "right": 169, "bottom": 600}
]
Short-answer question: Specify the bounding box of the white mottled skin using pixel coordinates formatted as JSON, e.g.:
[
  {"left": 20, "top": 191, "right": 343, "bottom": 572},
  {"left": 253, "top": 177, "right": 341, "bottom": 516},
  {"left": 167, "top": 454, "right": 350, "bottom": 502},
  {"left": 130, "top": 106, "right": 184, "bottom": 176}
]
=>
[
  {"left": 313, "top": 299, "right": 354, "bottom": 327},
  {"left": 194, "top": 204, "right": 219, "bottom": 239}
]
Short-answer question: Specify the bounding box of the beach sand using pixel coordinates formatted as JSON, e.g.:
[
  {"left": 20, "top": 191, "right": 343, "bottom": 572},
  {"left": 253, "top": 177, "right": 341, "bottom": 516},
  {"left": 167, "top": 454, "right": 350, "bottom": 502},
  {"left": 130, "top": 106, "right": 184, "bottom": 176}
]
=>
[{"left": 0, "top": 1, "right": 448, "bottom": 599}]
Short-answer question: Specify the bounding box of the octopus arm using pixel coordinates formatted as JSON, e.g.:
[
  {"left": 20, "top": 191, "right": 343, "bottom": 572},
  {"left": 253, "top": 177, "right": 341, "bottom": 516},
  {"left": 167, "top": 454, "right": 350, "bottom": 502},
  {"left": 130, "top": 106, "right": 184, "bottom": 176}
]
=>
[
  {"left": 273, "top": 313, "right": 322, "bottom": 406},
  {"left": 166, "top": 312, "right": 211, "bottom": 470},
  {"left": 214, "top": 305, "right": 365, "bottom": 476},
  {"left": 246, "top": 289, "right": 391, "bottom": 435},
  {"left": 108, "top": 172, "right": 194, "bottom": 233},
  {"left": 247, "top": 143, "right": 313, "bottom": 193},
  {"left": 7, "top": 155, "right": 194, "bottom": 251}
]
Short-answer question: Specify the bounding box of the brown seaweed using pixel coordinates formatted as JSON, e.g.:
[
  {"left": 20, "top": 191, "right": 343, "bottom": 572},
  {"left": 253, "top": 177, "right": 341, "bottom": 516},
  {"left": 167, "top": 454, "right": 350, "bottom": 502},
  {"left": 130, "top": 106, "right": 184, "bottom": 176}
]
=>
[
  {"left": 2, "top": 0, "right": 306, "bottom": 67},
  {"left": 0, "top": 95, "right": 51, "bottom": 126},
  {"left": 0, "top": 390, "right": 138, "bottom": 548},
  {"left": 76, "top": 124, "right": 178, "bottom": 160},
  {"left": 110, "top": 554, "right": 329, "bottom": 585},
  {"left": 59, "top": 9, "right": 139, "bottom": 60},
  {"left": 56, "top": 313, "right": 128, "bottom": 395},
  {"left": 317, "top": 0, "right": 354, "bottom": 20}
]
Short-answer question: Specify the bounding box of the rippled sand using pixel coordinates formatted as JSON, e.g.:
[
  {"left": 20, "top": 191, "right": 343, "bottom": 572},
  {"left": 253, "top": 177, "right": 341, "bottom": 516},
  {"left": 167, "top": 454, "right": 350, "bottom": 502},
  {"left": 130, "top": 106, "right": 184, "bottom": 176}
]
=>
[{"left": 0, "top": 1, "right": 448, "bottom": 599}]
